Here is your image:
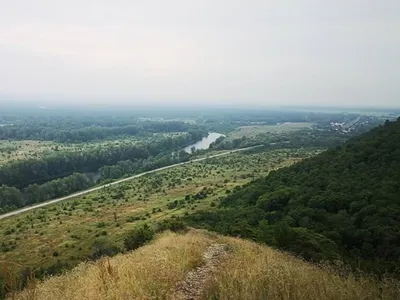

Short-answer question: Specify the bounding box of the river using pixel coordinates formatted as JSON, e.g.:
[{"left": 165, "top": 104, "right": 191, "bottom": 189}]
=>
[{"left": 184, "top": 132, "right": 225, "bottom": 153}]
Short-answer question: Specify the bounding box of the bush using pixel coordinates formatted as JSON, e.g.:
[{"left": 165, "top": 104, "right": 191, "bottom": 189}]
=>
[
  {"left": 90, "top": 238, "right": 121, "bottom": 260},
  {"left": 167, "top": 200, "right": 178, "bottom": 210},
  {"left": 124, "top": 224, "right": 154, "bottom": 251},
  {"left": 156, "top": 218, "right": 187, "bottom": 233},
  {"left": 96, "top": 222, "right": 106, "bottom": 228}
]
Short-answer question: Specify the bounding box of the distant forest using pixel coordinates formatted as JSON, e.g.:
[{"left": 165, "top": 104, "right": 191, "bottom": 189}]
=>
[{"left": 0, "top": 122, "right": 206, "bottom": 213}]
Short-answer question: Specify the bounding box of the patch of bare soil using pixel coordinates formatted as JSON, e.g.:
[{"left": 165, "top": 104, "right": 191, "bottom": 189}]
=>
[{"left": 169, "top": 243, "right": 228, "bottom": 300}]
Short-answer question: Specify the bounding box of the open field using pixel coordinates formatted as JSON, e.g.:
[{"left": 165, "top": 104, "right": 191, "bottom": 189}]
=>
[
  {"left": 11, "top": 229, "right": 400, "bottom": 300},
  {"left": 0, "top": 133, "right": 184, "bottom": 163},
  {"left": 227, "top": 122, "right": 313, "bottom": 140},
  {"left": 0, "top": 148, "right": 320, "bottom": 270},
  {"left": 0, "top": 146, "right": 262, "bottom": 221},
  {"left": 0, "top": 140, "right": 56, "bottom": 163}
]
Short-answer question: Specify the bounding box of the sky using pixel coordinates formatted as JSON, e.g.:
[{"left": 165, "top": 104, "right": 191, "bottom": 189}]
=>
[{"left": 0, "top": 0, "right": 399, "bottom": 108}]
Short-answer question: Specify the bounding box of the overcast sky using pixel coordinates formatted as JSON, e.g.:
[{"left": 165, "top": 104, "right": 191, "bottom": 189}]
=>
[{"left": 0, "top": 0, "right": 399, "bottom": 108}]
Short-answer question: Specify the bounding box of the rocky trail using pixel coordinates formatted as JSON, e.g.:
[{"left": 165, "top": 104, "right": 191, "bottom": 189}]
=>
[{"left": 169, "top": 243, "right": 228, "bottom": 300}]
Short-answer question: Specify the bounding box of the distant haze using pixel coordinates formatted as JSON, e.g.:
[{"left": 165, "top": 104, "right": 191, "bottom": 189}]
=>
[{"left": 0, "top": 0, "right": 399, "bottom": 108}]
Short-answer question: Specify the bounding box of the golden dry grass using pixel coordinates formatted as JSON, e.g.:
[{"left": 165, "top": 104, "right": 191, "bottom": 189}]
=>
[
  {"left": 10, "top": 230, "right": 400, "bottom": 300},
  {"left": 11, "top": 230, "right": 214, "bottom": 300},
  {"left": 205, "top": 235, "right": 400, "bottom": 300}
]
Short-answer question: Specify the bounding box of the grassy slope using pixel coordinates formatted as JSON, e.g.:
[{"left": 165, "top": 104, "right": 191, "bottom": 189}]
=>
[
  {"left": 0, "top": 149, "right": 317, "bottom": 269},
  {"left": 11, "top": 229, "right": 400, "bottom": 300}
]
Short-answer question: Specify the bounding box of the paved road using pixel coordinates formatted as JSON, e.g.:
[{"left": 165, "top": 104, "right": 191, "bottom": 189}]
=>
[{"left": 0, "top": 145, "right": 262, "bottom": 221}]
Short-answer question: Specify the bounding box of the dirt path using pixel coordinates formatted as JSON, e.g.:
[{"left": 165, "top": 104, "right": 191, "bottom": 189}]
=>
[{"left": 169, "top": 244, "right": 228, "bottom": 300}]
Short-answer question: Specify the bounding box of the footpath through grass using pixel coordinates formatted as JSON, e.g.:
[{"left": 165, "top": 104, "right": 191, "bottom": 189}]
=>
[{"left": 11, "top": 229, "right": 400, "bottom": 300}]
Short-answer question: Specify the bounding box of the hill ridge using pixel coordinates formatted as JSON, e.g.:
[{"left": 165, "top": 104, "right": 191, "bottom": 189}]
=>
[
  {"left": 188, "top": 117, "right": 400, "bottom": 273},
  {"left": 9, "top": 230, "right": 400, "bottom": 300}
]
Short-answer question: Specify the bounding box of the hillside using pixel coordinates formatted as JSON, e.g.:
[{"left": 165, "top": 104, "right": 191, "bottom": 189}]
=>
[
  {"left": 188, "top": 118, "right": 400, "bottom": 273},
  {"left": 9, "top": 230, "right": 400, "bottom": 300}
]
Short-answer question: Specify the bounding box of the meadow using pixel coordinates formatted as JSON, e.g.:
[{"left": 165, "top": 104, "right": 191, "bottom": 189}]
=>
[
  {"left": 0, "top": 133, "right": 184, "bottom": 163},
  {"left": 0, "top": 148, "right": 319, "bottom": 270},
  {"left": 226, "top": 122, "right": 313, "bottom": 140}
]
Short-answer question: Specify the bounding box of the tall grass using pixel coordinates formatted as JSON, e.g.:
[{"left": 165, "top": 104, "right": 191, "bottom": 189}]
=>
[
  {"left": 205, "top": 236, "right": 400, "bottom": 300},
  {"left": 12, "top": 231, "right": 214, "bottom": 300},
  {"left": 10, "top": 230, "right": 400, "bottom": 300}
]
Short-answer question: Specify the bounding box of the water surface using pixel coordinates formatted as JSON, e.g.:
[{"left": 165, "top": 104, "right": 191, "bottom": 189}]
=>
[{"left": 184, "top": 132, "right": 224, "bottom": 153}]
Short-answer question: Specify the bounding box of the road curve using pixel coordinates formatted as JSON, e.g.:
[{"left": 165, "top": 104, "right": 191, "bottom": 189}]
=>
[{"left": 0, "top": 145, "right": 262, "bottom": 221}]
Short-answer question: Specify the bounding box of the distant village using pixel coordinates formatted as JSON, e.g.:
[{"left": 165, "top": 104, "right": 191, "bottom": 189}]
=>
[{"left": 329, "top": 116, "right": 371, "bottom": 133}]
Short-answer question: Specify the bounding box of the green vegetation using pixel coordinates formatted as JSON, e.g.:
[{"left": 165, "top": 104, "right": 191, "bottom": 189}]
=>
[
  {"left": 0, "top": 149, "right": 311, "bottom": 270},
  {"left": 8, "top": 230, "right": 400, "bottom": 300},
  {"left": 124, "top": 224, "right": 155, "bottom": 251},
  {"left": 0, "top": 135, "right": 183, "bottom": 163},
  {"left": 0, "top": 131, "right": 205, "bottom": 213},
  {"left": 226, "top": 122, "right": 313, "bottom": 140},
  {"left": 188, "top": 118, "right": 400, "bottom": 274},
  {"left": 1, "top": 107, "right": 399, "bottom": 298},
  {"left": 0, "top": 148, "right": 317, "bottom": 298},
  {"left": 0, "top": 117, "right": 201, "bottom": 143}
]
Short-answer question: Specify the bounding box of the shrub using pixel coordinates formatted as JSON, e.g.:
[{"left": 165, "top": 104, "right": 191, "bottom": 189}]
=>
[
  {"left": 96, "top": 222, "right": 106, "bottom": 228},
  {"left": 167, "top": 200, "right": 178, "bottom": 210},
  {"left": 124, "top": 225, "right": 154, "bottom": 251},
  {"left": 156, "top": 218, "right": 187, "bottom": 233},
  {"left": 90, "top": 239, "right": 121, "bottom": 260}
]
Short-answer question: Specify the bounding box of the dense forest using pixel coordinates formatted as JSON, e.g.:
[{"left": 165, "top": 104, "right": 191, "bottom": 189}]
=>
[
  {"left": 188, "top": 118, "right": 400, "bottom": 274},
  {"left": 0, "top": 118, "right": 202, "bottom": 143}
]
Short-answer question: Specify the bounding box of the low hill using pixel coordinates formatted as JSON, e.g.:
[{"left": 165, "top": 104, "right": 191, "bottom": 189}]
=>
[
  {"left": 188, "top": 118, "right": 400, "bottom": 273},
  {"left": 9, "top": 230, "right": 400, "bottom": 300}
]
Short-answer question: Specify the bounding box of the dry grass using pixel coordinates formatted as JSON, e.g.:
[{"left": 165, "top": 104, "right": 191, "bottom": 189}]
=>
[
  {"left": 1, "top": 149, "right": 305, "bottom": 269},
  {"left": 10, "top": 230, "right": 400, "bottom": 300},
  {"left": 12, "top": 230, "right": 214, "bottom": 300},
  {"left": 205, "top": 236, "right": 400, "bottom": 300}
]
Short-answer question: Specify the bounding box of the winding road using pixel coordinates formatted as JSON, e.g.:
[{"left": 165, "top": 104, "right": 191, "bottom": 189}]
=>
[{"left": 0, "top": 145, "right": 262, "bottom": 221}]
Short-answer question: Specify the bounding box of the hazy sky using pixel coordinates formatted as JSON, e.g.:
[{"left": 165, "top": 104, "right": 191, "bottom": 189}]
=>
[{"left": 0, "top": 0, "right": 399, "bottom": 107}]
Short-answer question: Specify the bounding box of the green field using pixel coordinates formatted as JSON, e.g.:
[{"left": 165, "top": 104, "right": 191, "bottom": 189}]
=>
[
  {"left": 227, "top": 123, "right": 313, "bottom": 140},
  {"left": 0, "top": 133, "right": 184, "bottom": 164},
  {"left": 0, "top": 148, "right": 320, "bottom": 269}
]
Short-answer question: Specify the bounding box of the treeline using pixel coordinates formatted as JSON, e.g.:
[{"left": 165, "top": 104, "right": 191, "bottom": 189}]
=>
[
  {"left": 0, "top": 131, "right": 205, "bottom": 189},
  {"left": 0, "top": 150, "right": 192, "bottom": 213},
  {"left": 0, "top": 131, "right": 205, "bottom": 212},
  {"left": 99, "top": 150, "right": 190, "bottom": 180},
  {"left": 0, "top": 119, "right": 202, "bottom": 142},
  {"left": 0, "top": 173, "right": 93, "bottom": 213},
  {"left": 188, "top": 118, "right": 400, "bottom": 274},
  {"left": 201, "top": 110, "right": 362, "bottom": 127},
  {"left": 0, "top": 150, "right": 193, "bottom": 213}
]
